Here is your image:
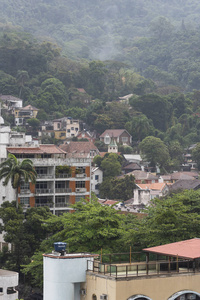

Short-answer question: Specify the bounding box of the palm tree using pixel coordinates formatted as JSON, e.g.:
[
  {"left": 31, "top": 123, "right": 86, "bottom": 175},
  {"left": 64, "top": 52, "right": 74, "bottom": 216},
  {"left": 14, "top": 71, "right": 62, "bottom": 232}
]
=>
[{"left": 0, "top": 153, "right": 37, "bottom": 208}]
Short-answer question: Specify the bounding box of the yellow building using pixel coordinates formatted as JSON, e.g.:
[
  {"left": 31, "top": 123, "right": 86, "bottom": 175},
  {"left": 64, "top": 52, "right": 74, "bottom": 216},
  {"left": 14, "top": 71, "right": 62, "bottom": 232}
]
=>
[
  {"left": 44, "top": 239, "right": 200, "bottom": 300},
  {"left": 14, "top": 104, "right": 39, "bottom": 126}
]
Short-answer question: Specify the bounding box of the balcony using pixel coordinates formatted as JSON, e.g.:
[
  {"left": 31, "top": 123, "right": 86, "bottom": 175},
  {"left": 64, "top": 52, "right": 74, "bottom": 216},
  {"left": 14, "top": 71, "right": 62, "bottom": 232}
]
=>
[
  {"left": 55, "top": 202, "right": 70, "bottom": 208},
  {"left": 75, "top": 188, "right": 87, "bottom": 193},
  {"left": 35, "top": 203, "right": 53, "bottom": 208},
  {"left": 76, "top": 173, "right": 87, "bottom": 178},
  {"left": 20, "top": 189, "right": 30, "bottom": 195},
  {"left": 55, "top": 188, "right": 72, "bottom": 193},
  {"left": 56, "top": 174, "right": 71, "bottom": 179},
  {"left": 37, "top": 174, "right": 54, "bottom": 179},
  {"left": 35, "top": 189, "right": 53, "bottom": 194}
]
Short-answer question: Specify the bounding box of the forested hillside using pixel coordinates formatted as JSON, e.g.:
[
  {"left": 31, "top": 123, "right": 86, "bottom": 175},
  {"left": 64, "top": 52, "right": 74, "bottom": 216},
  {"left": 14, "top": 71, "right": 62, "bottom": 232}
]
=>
[{"left": 0, "top": 0, "right": 200, "bottom": 60}]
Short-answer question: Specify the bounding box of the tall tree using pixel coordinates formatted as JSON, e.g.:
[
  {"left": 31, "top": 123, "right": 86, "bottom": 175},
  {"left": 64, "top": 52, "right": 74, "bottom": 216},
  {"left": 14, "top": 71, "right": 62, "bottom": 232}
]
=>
[
  {"left": 17, "top": 70, "right": 29, "bottom": 98},
  {"left": 0, "top": 154, "right": 37, "bottom": 207},
  {"left": 139, "top": 136, "right": 170, "bottom": 171}
]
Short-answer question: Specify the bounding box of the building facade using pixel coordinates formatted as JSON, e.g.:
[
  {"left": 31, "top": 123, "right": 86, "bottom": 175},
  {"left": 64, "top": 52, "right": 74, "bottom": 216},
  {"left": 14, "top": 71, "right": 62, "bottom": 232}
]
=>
[{"left": 6, "top": 145, "right": 91, "bottom": 215}]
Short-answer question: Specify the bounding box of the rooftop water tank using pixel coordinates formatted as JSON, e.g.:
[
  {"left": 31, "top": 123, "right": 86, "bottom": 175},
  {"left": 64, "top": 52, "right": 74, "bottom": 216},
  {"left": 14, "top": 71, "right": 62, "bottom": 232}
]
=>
[{"left": 54, "top": 242, "right": 67, "bottom": 253}]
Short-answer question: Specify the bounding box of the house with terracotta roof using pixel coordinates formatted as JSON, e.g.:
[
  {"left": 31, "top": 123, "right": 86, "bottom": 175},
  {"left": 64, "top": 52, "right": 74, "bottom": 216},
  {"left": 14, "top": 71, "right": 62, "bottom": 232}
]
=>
[
  {"left": 99, "top": 129, "right": 132, "bottom": 146},
  {"left": 59, "top": 141, "right": 99, "bottom": 159},
  {"left": 5, "top": 144, "right": 92, "bottom": 215},
  {"left": 133, "top": 182, "right": 169, "bottom": 206},
  {"left": 14, "top": 105, "right": 39, "bottom": 126}
]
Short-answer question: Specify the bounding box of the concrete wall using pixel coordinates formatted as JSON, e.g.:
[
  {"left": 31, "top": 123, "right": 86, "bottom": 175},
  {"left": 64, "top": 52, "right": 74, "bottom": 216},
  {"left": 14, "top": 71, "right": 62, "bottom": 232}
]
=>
[
  {"left": 86, "top": 273, "right": 200, "bottom": 300},
  {"left": 43, "top": 255, "right": 94, "bottom": 300}
]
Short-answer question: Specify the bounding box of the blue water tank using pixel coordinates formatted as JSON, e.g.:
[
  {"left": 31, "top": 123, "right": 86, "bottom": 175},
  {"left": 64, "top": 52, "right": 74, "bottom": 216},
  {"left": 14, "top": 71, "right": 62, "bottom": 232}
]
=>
[{"left": 54, "top": 242, "right": 67, "bottom": 252}]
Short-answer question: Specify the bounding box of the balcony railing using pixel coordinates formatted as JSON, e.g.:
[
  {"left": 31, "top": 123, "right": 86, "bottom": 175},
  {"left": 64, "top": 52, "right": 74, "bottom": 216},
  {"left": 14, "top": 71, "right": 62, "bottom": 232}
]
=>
[
  {"left": 55, "top": 188, "right": 72, "bottom": 193},
  {"left": 75, "top": 173, "right": 87, "bottom": 178},
  {"left": 55, "top": 203, "right": 70, "bottom": 208},
  {"left": 75, "top": 188, "right": 87, "bottom": 193},
  {"left": 35, "top": 189, "right": 53, "bottom": 194},
  {"left": 35, "top": 203, "right": 53, "bottom": 208},
  {"left": 20, "top": 189, "right": 30, "bottom": 194},
  {"left": 37, "top": 174, "right": 54, "bottom": 179},
  {"left": 56, "top": 174, "right": 72, "bottom": 178},
  {"left": 87, "top": 257, "right": 200, "bottom": 279}
]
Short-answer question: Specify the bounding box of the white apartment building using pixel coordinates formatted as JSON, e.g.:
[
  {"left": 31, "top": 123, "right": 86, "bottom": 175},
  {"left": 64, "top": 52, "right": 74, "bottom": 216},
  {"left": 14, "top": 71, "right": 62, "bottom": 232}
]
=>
[{"left": 6, "top": 144, "right": 91, "bottom": 215}]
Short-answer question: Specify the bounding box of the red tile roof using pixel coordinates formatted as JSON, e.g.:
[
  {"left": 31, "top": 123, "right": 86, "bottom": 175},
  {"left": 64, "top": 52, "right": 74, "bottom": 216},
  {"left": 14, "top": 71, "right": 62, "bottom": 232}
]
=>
[
  {"left": 136, "top": 183, "right": 166, "bottom": 191},
  {"left": 143, "top": 238, "right": 200, "bottom": 259},
  {"left": 7, "top": 145, "right": 66, "bottom": 155},
  {"left": 60, "top": 141, "right": 98, "bottom": 153}
]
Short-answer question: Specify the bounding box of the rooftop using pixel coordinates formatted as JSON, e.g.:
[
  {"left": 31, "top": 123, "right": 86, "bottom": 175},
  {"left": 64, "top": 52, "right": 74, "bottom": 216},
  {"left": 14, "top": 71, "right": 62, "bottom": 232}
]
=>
[{"left": 143, "top": 238, "right": 200, "bottom": 259}]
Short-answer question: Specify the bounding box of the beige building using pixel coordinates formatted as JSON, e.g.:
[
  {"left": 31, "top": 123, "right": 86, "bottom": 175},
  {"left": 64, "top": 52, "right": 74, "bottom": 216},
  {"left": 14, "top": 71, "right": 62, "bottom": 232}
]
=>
[{"left": 44, "top": 238, "right": 200, "bottom": 300}]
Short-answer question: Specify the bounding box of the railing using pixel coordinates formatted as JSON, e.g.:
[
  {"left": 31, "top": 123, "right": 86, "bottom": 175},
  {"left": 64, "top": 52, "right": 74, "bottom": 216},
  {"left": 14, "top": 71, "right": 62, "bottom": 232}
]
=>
[
  {"left": 55, "top": 203, "right": 70, "bottom": 208},
  {"left": 87, "top": 258, "right": 200, "bottom": 278},
  {"left": 35, "top": 203, "right": 53, "bottom": 208},
  {"left": 56, "top": 174, "right": 72, "bottom": 178},
  {"left": 20, "top": 189, "right": 30, "bottom": 194},
  {"left": 76, "top": 173, "right": 87, "bottom": 178},
  {"left": 75, "top": 188, "right": 87, "bottom": 193},
  {"left": 55, "top": 188, "right": 72, "bottom": 193},
  {"left": 35, "top": 189, "right": 54, "bottom": 194},
  {"left": 37, "top": 174, "right": 54, "bottom": 179}
]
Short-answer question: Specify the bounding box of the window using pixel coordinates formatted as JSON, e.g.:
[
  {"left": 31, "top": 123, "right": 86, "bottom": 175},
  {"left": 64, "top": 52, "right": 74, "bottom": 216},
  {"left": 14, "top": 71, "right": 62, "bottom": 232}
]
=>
[
  {"left": 75, "top": 127, "right": 78, "bottom": 131},
  {"left": 20, "top": 197, "right": 29, "bottom": 205},
  {"left": 36, "top": 182, "right": 48, "bottom": 189},
  {"left": 92, "top": 295, "right": 97, "bottom": 300},
  {"left": 35, "top": 167, "right": 48, "bottom": 175},
  {"left": 71, "top": 127, "right": 74, "bottom": 130},
  {"left": 20, "top": 182, "right": 29, "bottom": 190},
  {"left": 75, "top": 196, "right": 83, "bottom": 202},
  {"left": 55, "top": 181, "right": 66, "bottom": 189},
  {"left": 122, "top": 137, "right": 128, "bottom": 142},
  {"left": 67, "top": 129, "right": 70, "bottom": 132},
  {"left": 0, "top": 288, "right": 3, "bottom": 293},
  {"left": 105, "top": 136, "right": 110, "bottom": 144},
  {"left": 76, "top": 181, "right": 85, "bottom": 188},
  {"left": 95, "top": 175, "right": 99, "bottom": 180}
]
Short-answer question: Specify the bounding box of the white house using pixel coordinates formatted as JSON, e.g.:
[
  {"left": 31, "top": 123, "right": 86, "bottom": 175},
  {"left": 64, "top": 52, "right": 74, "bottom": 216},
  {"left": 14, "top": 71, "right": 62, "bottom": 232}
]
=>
[{"left": 91, "top": 167, "right": 103, "bottom": 196}]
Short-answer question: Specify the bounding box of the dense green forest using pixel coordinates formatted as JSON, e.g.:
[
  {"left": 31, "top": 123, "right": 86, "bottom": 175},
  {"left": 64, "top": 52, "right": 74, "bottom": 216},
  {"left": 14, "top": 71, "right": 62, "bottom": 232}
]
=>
[{"left": 2, "top": 26, "right": 200, "bottom": 172}]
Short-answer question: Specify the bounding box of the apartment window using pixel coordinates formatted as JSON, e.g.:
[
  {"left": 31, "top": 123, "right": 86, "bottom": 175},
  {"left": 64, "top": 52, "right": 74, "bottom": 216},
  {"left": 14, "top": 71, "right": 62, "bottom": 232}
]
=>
[
  {"left": 36, "top": 182, "right": 48, "bottom": 189},
  {"left": 75, "top": 196, "right": 83, "bottom": 202},
  {"left": 35, "top": 167, "right": 48, "bottom": 175},
  {"left": 75, "top": 127, "right": 78, "bottom": 131},
  {"left": 71, "top": 127, "right": 74, "bottom": 130},
  {"left": 20, "top": 197, "right": 29, "bottom": 205},
  {"left": 55, "top": 181, "right": 65, "bottom": 189},
  {"left": 76, "top": 181, "right": 85, "bottom": 188},
  {"left": 20, "top": 182, "right": 29, "bottom": 190}
]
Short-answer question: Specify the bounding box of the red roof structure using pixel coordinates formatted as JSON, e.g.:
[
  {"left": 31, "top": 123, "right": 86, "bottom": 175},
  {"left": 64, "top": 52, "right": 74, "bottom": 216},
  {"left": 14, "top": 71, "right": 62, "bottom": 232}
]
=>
[{"left": 143, "top": 238, "right": 200, "bottom": 259}]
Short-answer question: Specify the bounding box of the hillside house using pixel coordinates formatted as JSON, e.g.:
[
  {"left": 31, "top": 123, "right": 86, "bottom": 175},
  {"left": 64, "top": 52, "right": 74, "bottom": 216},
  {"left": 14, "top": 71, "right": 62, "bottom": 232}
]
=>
[
  {"left": 14, "top": 105, "right": 39, "bottom": 126},
  {"left": 133, "top": 182, "right": 169, "bottom": 206},
  {"left": 100, "top": 129, "right": 132, "bottom": 146}
]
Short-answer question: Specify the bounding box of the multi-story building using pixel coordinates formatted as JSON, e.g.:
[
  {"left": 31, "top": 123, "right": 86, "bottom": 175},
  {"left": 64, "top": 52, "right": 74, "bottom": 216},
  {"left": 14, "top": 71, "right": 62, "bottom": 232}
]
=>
[
  {"left": 14, "top": 105, "right": 39, "bottom": 126},
  {"left": 6, "top": 144, "right": 91, "bottom": 215},
  {"left": 53, "top": 117, "right": 80, "bottom": 139}
]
